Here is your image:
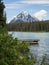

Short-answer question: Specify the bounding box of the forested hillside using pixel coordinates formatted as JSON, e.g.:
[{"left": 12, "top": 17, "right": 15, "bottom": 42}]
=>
[{"left": 7, "top": 20, "right": 49, "bottom": 32}]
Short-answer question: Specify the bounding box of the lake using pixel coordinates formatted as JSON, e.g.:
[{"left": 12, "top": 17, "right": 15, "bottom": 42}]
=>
[{"left": 9, "top": 32, "right": 49, "bottom": 59}]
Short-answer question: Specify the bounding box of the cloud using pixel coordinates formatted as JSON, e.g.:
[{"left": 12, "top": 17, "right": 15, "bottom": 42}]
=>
[
  {"left": 5, "top": 3, "right": 22, "bottom": 9},
  {"left": 5, "top": 0, "right": 49, "bottom": 9},
  {"left": 43, "top": 4, "right": 49, "bottom": 6},
  {"left": 20, "top": 1, "right": 49, "bottom": 4},
  {"left": 34, "top": 10, "right": 47, "bottom": 20}
]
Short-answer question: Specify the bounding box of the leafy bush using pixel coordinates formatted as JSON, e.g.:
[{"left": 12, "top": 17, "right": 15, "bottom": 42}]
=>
[{"left": 0, "top": 34, "right": 36, "bottom": 65}]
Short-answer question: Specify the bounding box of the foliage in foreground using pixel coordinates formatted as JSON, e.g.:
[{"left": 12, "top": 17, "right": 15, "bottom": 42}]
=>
[
  {"left": 0, "top": 34, "right": 36, "bottom": 65},
  {"left": 0, "top": 33, "right": 49, "bottom": 65}
]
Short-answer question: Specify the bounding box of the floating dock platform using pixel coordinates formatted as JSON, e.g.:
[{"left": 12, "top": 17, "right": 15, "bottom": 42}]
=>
[{"left": 19, "top": 39, "right": 39, "bottom": 45}]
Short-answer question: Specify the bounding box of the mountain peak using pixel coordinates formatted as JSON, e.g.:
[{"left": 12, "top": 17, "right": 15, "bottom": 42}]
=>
[
  {"left": 10, "top": 11, "right": 39, "bottom": 23},
  {"left": 22, "top": 11, "right": 29, "bottom": 16}
]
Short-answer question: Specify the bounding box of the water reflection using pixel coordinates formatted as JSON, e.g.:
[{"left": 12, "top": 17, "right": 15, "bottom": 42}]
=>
[{"left": 9, "top": 32, "right": 49, "bottom": 58}]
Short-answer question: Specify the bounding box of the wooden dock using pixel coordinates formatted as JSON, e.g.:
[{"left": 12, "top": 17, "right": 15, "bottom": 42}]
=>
[{"left": 19, "top": 39, "right": 39, "bottom": 45}]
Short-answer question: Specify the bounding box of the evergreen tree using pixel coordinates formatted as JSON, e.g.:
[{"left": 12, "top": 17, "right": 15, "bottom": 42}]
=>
[{"left": 0, "top": 0, "right": 7, "bottom": 33}]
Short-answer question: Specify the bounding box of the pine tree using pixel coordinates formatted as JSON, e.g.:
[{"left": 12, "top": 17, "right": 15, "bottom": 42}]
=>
[{"left": 0, "top": 0, "right": 7, "bottom": 33}]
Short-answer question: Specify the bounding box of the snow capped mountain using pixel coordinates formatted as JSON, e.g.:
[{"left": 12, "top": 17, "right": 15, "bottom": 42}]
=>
[{"left": 10, "top": 11, "right": 39, "bottom": 23}]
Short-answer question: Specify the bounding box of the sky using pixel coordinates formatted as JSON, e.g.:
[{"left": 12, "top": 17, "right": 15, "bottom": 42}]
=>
[{"left": 4, "top": 0, "right": 49, "bottom": 23}]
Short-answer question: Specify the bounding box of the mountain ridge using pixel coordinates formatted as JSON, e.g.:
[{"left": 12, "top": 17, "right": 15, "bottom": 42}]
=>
[{"left": 10, "top": 11, "right": 39, "bottom": 23}]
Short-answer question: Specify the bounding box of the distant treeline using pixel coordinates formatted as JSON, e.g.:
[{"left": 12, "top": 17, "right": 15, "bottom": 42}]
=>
[{"left": 6, "top": 20, "right": 49, "bottom": 32}]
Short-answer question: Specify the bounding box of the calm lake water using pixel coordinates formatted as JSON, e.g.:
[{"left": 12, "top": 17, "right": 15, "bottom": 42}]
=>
[{"left": 9, "top": 32, "right": 49, "bottom": 59}]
